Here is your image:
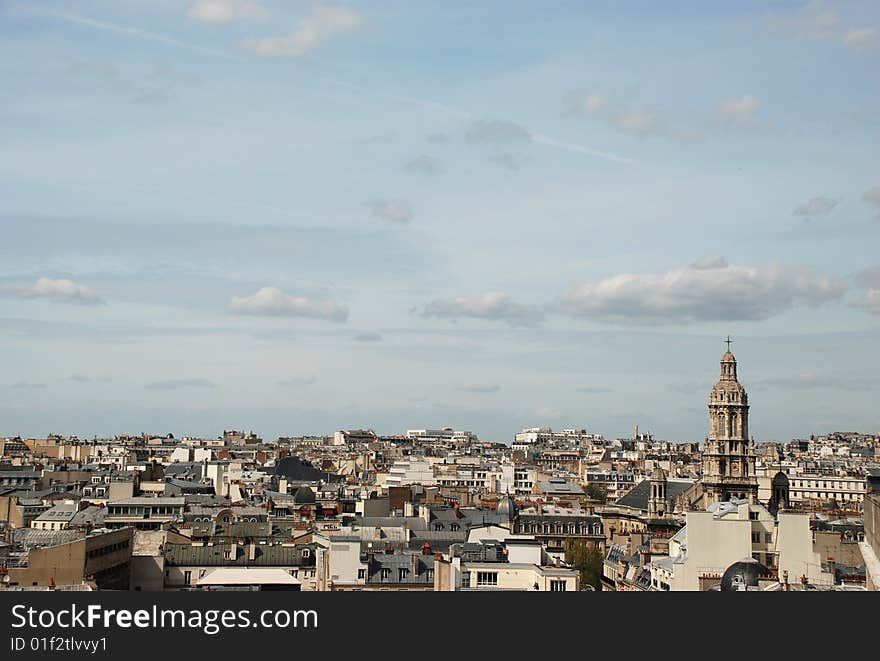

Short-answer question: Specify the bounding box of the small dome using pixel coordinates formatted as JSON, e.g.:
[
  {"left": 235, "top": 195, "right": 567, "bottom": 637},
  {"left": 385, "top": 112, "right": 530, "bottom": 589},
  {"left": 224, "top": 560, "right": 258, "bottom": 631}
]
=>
[
  {"left": 293, "top": 486, "right": 316, "bottom": 504},
  {"left": 721, "top": 350, "right": 736, "bottom": 362},
  {"left": 496, "top": 494, "right": 517, "bottom": 520},
  {"left": 650, "top": 466, "right": 667, "bottom": 481},
  {"left": 720, "top": 558, "right": 771, "bottom": 591}
]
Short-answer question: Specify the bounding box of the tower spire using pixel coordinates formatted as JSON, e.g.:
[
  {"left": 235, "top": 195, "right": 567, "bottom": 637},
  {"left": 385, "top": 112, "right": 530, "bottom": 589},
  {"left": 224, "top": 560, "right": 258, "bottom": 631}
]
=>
[{"left": 725, "top": 335, "right": 732, "bottom": 351}]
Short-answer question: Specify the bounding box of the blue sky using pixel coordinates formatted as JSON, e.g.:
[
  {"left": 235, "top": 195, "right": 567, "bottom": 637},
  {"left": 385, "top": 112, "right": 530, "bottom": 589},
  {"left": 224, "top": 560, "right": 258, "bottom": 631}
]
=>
[{"left": 1, "top": 0, "right": 878, "bottom": 442}]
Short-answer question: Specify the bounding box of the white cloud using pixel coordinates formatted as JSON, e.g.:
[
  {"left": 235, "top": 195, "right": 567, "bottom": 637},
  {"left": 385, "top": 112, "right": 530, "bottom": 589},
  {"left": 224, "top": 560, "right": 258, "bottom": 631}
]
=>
[
  {"left": 855, "top": 266, "right": 880, "bottom": 314},
  {"left": 612, "top": 109, "right": 659, "bottom": 136},
  {"left": 793, "top": 196, "right": 840, "bottom": 217},
  {"left": 564, "top": 88, "right": 664, "bottom": 139},
  {"left": 563, "top": 89, "right": 607, "bottom": 116},
  {"left": 555, "top": 261, "right": 846, "bottom": 324},
  {"left": 841, "top": 27, "right": 877, "bottom": 48},
  {"left": 1, "top": 277, "right": 104, "bottom": 305},
  {"left": 717, "top": 95, "right": 759, "bottom": 127},
  {"left": 228, "top": 286, "right": 348, "bottom": 322},
  {"left": 188, "top": 0, "right": 268, "bottom": 23},
  {"left": 422, "top": 292, "right": 545, "bottom": 327},
  {"left": 860, "top": 289, "right": 880, "bottom": 314},
  {"left": 244, "top": 6, "right": 363, "bottom": 57},
  {"left": 364, "top": 198, "right": 414, "bottom": 223},
  {"left": 863, "top": 185, "right": 880, "bottom": 217},
  {"left": 762, "top": 1, "right": 876, "bottom": 51}
]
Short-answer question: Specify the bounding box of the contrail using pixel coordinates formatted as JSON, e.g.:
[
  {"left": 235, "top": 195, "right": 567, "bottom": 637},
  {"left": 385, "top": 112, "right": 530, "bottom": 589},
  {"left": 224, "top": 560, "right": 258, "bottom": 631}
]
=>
[
  {"left": 532, "top": 134, "right": 633, "bottom": 164},
  {"left": 320, "top": 78, "right": 634, "bottom": 164},
  {"left": 20, "top": 6, "right": 245, "bottom": 62},
  {"left": 26, "top": 6, "right": 632, "bottom": 165}
]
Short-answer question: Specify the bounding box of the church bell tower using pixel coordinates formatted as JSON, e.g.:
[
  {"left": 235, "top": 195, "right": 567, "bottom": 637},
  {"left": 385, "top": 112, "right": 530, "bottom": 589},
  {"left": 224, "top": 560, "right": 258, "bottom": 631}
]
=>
[{"left": 700, "top": 338, "right": 758, "bottom": 504}]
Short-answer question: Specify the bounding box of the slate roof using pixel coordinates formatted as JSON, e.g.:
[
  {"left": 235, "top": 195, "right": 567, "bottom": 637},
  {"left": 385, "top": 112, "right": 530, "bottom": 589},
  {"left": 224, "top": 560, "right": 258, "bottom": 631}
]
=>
[
  {"left": 366, "top": 553, "right": 434, "bottom": 585},
  {"left": 33, "top": 503, "right": 79, "bottom": 522},
  {"left": 164, "top": 541, "right": 316, "bottom": 567},
  {"left": 615, "top": 478, "right": 695, "bottom": 512}
]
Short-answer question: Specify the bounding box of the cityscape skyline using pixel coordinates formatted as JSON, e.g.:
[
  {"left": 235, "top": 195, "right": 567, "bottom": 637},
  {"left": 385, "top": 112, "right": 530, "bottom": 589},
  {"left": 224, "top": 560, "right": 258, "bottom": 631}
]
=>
[{"left": 2, "top": 1, "right": 879, "bottom": 442}]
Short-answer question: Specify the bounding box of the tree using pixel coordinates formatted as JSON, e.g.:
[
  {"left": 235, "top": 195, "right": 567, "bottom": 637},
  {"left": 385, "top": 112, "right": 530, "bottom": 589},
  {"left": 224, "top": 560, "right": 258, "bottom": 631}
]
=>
[
  {"left": 563, "top": 539, "right": 605, "bottom": 591},
  {"left": 584, "top": 483, "right": 607, "bottom": 503}
]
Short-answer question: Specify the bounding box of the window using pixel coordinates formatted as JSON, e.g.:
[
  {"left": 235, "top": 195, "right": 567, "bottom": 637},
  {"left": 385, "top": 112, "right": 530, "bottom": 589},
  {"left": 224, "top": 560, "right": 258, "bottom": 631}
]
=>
[
  {"left": 764, "top": 532, "right": 773, "bottom": 544},
  {"left": 358, "top": 568, "right": 366, "bottom": 580},
  {"left": 476, "top": 572, "right": 498, "bottom": 586},
  {"left": 381, "top": 568, "right": 391, "bottom": 579},
  {"left": 398, "top": 568, "right": 409, "bottom": 581},
  {"left": 751, "top": 531, "right": 761, "bottom": 543},
  {"left": 302, "top": 549, "right": 311, "bottom": 558},
  {"left": 550, "top": 580, "right": 567, "bottom": 592},
  {"left": 183, "top": 570, "right": 192, "bottom": 584}
]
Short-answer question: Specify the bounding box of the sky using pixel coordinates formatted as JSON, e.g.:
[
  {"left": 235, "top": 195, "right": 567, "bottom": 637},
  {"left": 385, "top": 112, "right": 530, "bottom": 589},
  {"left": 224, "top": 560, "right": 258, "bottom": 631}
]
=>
[{"left": 1, "top": 0, "right": 879, "bottom": 443}]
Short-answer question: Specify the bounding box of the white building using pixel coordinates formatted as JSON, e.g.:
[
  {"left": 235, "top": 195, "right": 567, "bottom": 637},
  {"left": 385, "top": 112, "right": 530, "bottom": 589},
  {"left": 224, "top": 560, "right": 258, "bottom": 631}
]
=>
[
  {"left": 384, "top": 457, "right": 438, "bottom": 488},
  {"left": 650, "top": 500, "right": 832, "bottom": 591}
]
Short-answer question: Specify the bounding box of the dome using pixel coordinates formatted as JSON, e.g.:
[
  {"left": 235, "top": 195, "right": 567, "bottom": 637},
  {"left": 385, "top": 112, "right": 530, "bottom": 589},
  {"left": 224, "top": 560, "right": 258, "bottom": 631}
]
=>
[
  {"left": 721, "top": 350, "right": 736, "bottom": 363},
  {"left": 650, "top": 466, "right": 667, "bottom": 481},
  {"left": 720, "top": 558, "right": 771, "bottom": 591},
  {"left": 293, "top": 486, "right": 316, "bottom": 504},
  {"left": 496, "top": 494, "right": 517, "bottom": 520}
]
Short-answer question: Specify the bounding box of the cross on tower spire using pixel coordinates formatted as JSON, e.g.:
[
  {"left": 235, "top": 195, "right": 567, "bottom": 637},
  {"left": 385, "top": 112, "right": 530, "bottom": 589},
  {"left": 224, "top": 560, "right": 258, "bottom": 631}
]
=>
[{"left": 725, "top": 335, "right": 732, "bottom": 351}]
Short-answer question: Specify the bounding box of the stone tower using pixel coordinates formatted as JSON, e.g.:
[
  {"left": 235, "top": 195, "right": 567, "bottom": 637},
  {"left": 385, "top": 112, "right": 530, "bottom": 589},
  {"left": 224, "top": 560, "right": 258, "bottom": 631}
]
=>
[
  {"left": 648, "top": 466, "right": 668, "bottom": 519},
  {"left": 700, "top": 340, "right": 758, "bottom": 504}
]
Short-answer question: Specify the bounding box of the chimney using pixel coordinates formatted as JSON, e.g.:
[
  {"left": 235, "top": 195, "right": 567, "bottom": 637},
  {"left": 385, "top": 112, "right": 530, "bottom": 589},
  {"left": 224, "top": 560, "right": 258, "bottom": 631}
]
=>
[{"left": 422, "top": 541, "right": 432, "bottom": 555}]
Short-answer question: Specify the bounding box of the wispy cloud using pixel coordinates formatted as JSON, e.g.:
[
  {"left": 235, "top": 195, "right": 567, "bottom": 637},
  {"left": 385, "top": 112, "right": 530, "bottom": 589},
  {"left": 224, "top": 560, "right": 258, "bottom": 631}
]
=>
[
  {"left": 403, "top": 154, "right": 443, "bottom": 175},
  {"left": 11, "top": 381, "right": 47, "bottom": 390},
  {"left": 353, "top": 331, "right": 383, "bottom": 342},
  {"left": 457, "top": 384, "right": 501, "bottom": 394},
  {"left": 422, "top": 292, "right": 545, "bottom": 327},
  {"left": 750, "top": 373, "right": 880, "bottom": 391},
  {"left": 228, "top": 287, "right": 349, "bottom": 322},
  {"left": 364, "top": 198, "right": 414, "bottom": 223},
  {"left": 863, "top": 185, "right": 880, "bottom": 218},
  {"left": 243, "top": 6, "right": 363, "bottom": 57},
  {"left": 576, "top": 386, "right": 613, "bottom": 394},
  {"left": 761, "top": 1, "right": 878, "bottom": 51},
  {"left": 277, "top": 375, "right": 317, "bottom": 387},
  {"left": 690, "top": 255, "right": 729, "bottom": 270},
  {"left": 717, "top": 95, "right": 760, "bottom": 127},
  {"left": 144, "top": 378, "right": 216, "bottom": 390},
  {"left": 466, "top": 119, "right": 532, "bottom": 145},
  {"left": 793, "top": 196, "right": 840, "bottom": 218},
  {"left": 855, "top": 266, "right": 880, "bottom": 314},
  {"left": 487, "top": 152, "right": 528, "bottom": 171}
]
